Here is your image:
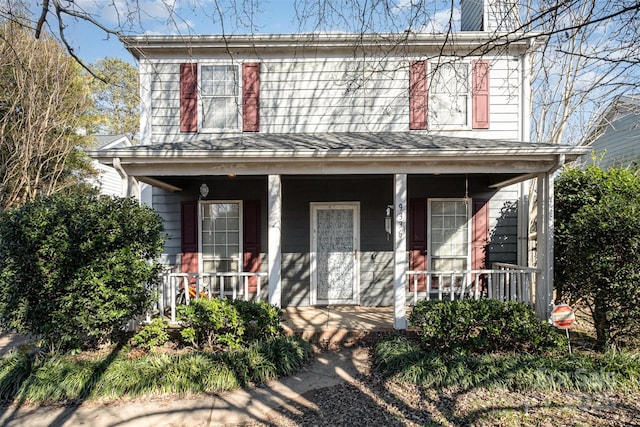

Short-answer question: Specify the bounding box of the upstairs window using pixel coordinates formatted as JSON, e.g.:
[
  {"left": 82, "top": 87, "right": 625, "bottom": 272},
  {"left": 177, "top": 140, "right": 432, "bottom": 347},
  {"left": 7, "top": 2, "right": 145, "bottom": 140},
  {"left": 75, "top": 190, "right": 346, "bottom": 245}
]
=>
[
  {"left": 180, "top": 62, "right": 260, "bottom": 133},
  {"left": 429, "top": 62, "right": 471, "bottom": 128},
  {"left": 200, "top": 65, "right": 240, "bottom": 131},
  {"left": 409, "top": 59, "right": 489, "bottom": 130}
]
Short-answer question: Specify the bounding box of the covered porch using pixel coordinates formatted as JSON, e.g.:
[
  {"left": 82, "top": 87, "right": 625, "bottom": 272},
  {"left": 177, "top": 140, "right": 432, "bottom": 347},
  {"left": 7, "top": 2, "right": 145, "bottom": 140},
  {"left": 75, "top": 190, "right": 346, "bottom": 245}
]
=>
[{"left": 90, "top": 133, "right": 588, "bottom": 329}]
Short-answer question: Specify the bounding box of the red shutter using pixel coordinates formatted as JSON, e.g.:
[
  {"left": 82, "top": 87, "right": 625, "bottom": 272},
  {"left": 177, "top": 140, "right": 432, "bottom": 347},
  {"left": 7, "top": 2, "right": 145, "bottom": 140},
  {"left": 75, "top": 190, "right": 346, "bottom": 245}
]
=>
[
  {"left": 472, "top": 199, "right": 489, "bottom": 270},
  {"left": 181, "top": 201, "right": 199, "bottom": 278},
  {"left": 243, "top": 200, "right": 261, "bottom": 293},
  {"left": 409, "top": 61, "right": 427, "bottom": 130},
  {"left": 180, "top": 63, "right": 198, "bottom": 132},
  {"left": 472, "top": 60, "right": 490, "bottom": 129},
  {"left": 409, "top": 198, "right": 427, "bottom": 291},
  {"left": 472, "top": 199, "right": 489, "bottom": 293},
  {"left": 242, "top": 63, "right": 260, "bottom": 132}
]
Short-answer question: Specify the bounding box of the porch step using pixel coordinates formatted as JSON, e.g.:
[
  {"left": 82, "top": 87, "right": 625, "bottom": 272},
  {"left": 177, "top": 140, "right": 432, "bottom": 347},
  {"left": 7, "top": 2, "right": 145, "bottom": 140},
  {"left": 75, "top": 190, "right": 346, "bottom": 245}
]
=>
[{"left": 281, "top": 306, "right": 405, "bottom": 349}]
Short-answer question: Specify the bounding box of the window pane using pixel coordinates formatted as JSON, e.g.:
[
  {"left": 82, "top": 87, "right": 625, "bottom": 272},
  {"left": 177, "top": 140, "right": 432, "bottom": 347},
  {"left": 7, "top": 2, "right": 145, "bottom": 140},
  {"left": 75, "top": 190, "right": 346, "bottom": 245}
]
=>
[
  {"left": 201, "top": 202, "right": 241, "bottom": 273},
  {"left": 430, "top": 200, "right": 469, "bottom": 270},
  {"left": 429, "top": 63, "right": 469, "bottom": 127},
  {"left": 201, "top": 65, "right": 239, "bottom": 130}
]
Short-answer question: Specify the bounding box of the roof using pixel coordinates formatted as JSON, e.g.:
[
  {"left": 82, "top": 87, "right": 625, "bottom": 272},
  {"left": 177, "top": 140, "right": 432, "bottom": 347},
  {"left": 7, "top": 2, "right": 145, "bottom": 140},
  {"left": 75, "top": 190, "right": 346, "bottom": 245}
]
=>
[
  {"left": 92, "top": 134, "right": 132, "bottom": 150},
  {"left": 90, "top": 132, "right": 588, "bottom": 191},
  {"left": 120, "top": 32, "right": 544, "bottom": 59},
  {"left": 580, "top": 95, "right": 640, "bottom": 147},
  {"left": 96, "top": 132, "right": 582, "bottom": 155}
]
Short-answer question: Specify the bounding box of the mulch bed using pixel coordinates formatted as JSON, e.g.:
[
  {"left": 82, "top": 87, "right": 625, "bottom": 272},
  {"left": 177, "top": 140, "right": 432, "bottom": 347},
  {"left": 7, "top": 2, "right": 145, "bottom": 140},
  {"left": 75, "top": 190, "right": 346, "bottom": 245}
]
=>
[{"left": 241, "top": 345, "right": 640, "bottom": 427}]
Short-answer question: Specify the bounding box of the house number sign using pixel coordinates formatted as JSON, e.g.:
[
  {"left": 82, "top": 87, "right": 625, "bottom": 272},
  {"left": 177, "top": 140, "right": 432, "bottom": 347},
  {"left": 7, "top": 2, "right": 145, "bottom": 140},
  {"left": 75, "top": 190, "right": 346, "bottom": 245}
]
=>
[{"left": 396, "top": 203, "right": 404, "bottom": 238}]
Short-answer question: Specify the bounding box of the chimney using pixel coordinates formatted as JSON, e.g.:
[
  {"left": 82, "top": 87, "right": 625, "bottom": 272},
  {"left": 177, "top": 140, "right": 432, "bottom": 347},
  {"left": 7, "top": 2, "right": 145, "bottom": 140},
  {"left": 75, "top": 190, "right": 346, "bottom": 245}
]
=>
[{"left": 461, "top": 0, "right": 521, "bottom": 32}]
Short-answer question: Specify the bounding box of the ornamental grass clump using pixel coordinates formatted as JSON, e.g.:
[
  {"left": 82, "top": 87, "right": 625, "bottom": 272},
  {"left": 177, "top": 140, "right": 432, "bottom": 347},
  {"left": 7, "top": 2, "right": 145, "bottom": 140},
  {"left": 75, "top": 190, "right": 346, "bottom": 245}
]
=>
[
  {"left": 0, "top": 335, "right": 311, "bottom": 404},
  {"left": 375, "top": 334, "right": 640, "bottom": 392}
]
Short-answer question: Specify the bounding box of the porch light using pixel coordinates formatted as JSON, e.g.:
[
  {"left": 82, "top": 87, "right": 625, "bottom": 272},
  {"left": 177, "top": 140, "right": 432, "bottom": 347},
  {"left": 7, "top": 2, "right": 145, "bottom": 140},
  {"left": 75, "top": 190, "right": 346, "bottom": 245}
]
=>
[
  {"left": 385, "top": 205, "right": 393, "bottom": 239},
  {"left": 199, "top": 183, "right": 209, "bottom": 199}
]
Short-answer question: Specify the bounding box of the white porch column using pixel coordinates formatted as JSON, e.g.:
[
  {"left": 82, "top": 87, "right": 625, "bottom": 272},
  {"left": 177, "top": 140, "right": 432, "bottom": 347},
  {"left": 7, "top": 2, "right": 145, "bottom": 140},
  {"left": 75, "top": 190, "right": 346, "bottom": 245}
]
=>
[
  {"left": 268, "top": 175, "right": 282, "bottom": 307},
  {"left": 393, "top": 174, "right": 408, "bottom": 330},
  {"left": 535, "top": 172, "right": 554, "bottom": 320}
]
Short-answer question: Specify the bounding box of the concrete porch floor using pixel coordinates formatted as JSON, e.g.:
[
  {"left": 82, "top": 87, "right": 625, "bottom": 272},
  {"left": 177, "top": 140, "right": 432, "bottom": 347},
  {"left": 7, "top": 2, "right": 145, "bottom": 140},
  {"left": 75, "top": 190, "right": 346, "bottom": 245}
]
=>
[{"left": 281, "top": 306, "right": 400, "bottom": 347}]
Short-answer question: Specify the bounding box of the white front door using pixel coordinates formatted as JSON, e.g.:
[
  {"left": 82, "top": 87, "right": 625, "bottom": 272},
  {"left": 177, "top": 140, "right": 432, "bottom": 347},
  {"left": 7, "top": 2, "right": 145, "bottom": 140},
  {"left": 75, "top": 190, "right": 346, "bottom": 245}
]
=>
[{"left": 310, "top": 202, "right": 360, "bottom": 305}]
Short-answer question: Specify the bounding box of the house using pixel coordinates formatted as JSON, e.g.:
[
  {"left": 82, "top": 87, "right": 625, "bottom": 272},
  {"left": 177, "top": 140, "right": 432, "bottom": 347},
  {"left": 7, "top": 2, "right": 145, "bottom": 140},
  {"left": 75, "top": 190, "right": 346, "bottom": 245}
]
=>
[
  {"left": 579, "top": 95, "right": 640, "bottom": 169},
  {"left": 90, "top": 134, "right": 137, "bottom": 197},
  {"left": 91, "top": 0, "right": 588, "bottom": 328}
]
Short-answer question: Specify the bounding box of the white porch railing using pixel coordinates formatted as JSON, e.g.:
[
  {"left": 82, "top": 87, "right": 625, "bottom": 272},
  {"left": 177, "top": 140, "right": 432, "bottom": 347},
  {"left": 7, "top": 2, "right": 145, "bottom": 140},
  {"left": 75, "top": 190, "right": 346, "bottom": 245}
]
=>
[
  {"left": 153, "top": 263, "right": 536, "bottom": 323},
  {"left": 407, "top": 263, "right": 538, "bottom": 305},
  {"left": 156, "top": 270, "right": 268, "bottom": 322}
]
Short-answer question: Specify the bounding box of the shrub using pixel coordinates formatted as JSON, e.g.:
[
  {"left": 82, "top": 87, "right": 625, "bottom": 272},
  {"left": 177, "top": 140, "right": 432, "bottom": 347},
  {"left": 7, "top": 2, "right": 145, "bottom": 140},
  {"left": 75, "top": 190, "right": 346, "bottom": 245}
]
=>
[
  {"left": 177, "top": 299, "right": 284, "bottom": 351},
  {"left": 555, "top": 166, "right": 640, "bottom": 350},
  {"left": 130, "top": 318, "right": 170, "bottom": 351},
  {"left": 409, "top": 299, "right": 566, "bottom": 355},
  {"left": 0, "top": 193, "right": 165, "bottom": 352},
  {"left": 177, "top": 299, "right": 244, "bottom": 350},
  {"left": 231, "top": 300, "right": 283, "bottom": 341}
]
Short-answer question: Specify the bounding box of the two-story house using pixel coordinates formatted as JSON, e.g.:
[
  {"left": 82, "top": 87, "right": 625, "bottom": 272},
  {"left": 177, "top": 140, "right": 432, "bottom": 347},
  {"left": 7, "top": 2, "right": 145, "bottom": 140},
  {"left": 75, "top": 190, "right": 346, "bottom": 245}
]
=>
[
  {"left": 579, "top": 94, "right": 640, "bottom": 169},
  {"left": 92, "top": 0, "right": 587, "bottom": 328}
]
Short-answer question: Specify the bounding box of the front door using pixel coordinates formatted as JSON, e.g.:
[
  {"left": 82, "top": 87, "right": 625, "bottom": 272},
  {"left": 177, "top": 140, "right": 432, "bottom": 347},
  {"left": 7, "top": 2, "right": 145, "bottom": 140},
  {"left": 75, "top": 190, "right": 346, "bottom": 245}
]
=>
[{"left": 310, "top": 202, "right": 360, "bottom": 305}]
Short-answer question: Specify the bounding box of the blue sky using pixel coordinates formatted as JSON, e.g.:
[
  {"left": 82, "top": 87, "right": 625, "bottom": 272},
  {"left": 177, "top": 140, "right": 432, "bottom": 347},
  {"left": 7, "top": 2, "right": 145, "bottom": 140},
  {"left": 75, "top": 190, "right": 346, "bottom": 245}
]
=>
[
  {"left": 54, "top": 0, "right": 303, "bottom": 64},
  {"left": 43, "top": 0, "right": 456, "bottom": 64}
]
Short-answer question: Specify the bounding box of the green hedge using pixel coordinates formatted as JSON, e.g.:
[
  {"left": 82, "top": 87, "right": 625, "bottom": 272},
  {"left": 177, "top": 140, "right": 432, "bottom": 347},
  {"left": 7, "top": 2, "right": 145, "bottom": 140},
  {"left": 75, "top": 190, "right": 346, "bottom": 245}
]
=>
[
  {"left": 177, "top": 299, "right": 283, "bottom": 351},
  {"left": 409, "top": 299, "right": 566, "bottom": 355},
  {"left": 0, "top": 193, "right": 165, "bottom": 352}
]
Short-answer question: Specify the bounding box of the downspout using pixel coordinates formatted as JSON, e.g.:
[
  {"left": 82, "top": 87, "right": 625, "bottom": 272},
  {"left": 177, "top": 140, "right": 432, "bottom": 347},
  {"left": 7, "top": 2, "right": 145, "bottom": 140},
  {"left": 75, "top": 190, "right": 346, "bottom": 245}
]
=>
[
  {"left": 113, "top": 157, "right": 139, "bottom": 200},
  {"left": 517, "top": 38, "right": 534, "bottom": 266},
  {"left": 549, "top": 153, "right": 565, "bottom": 174}
]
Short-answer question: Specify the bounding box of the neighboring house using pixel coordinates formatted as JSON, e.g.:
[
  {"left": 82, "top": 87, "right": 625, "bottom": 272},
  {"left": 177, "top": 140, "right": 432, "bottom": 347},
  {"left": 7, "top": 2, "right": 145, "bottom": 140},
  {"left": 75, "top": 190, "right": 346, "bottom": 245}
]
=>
[
  {"left": 91, "top": 0, "right": 587, "bottom": 328},
  {"left": 90, "top": 134, "right": 136, "bottom": 197},
  {"left": 579, "top": 95, "right": 640, "bottom": 169}
]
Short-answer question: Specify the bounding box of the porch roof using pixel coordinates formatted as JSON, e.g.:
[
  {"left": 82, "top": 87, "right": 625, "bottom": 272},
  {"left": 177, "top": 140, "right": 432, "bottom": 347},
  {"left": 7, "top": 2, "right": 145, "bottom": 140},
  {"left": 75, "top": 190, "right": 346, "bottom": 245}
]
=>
[{"left": 90, "top": 132, "right": 588, "bottom": 191}]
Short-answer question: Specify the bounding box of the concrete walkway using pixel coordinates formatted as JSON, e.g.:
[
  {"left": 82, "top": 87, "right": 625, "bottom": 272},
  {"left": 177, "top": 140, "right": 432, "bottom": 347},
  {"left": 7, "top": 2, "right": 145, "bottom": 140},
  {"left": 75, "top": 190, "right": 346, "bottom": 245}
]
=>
[{"left": 0, "top": 307, "right": 395, "bottom": 426}]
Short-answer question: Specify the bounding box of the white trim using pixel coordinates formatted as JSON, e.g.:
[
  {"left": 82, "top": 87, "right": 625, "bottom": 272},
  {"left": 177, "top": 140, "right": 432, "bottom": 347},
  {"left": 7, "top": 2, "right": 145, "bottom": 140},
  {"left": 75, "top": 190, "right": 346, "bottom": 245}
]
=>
[
  {"left": 139, "top": 60, "right": 152, "bottom": 146},
  {"left": 268, "top": 175, "right": 282, "bottom": 307},
  {"left": 198, "top": 200, "right": 244, "bottom": 274},
  {"left": 198, "top": 63, "right": 242, "bottom": 133},
  {"left": 310, "top": 202, "right": 361, "bottom": 305},
  {"left": 428, "top": 60, "right": 472, "bottom": 131},
  {"left": 393, "top": 174, "right": 408, "bottom": 329},
  {"left": 535, "top": 173, "right": 554, "bottom": 320}
]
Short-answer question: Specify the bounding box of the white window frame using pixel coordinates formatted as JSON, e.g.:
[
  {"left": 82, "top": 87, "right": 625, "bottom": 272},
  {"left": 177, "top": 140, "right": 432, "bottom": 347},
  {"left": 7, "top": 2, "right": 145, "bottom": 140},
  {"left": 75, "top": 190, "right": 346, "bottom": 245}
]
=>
[
  {"left": 428, "top": 61, "right": 472, "bottom": 130},
  {"left": 198, "top": 63, "right": 242, "bottom": 132},
  {"left": 309, "top": 202, "right": 361, "bottom": 305},
  {"left": 427, "top": 198, "right": 472, "bottom": 273},
  {"left": 198, "top": 200, "right": 244, "bottom": 274}
]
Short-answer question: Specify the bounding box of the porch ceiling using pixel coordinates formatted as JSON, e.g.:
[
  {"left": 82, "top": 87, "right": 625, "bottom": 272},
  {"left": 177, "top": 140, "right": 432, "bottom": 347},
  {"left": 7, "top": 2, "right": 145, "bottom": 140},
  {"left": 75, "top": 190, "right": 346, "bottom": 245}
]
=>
[{"left": 90, "top": 132, "right": 588, "bottom": 190}]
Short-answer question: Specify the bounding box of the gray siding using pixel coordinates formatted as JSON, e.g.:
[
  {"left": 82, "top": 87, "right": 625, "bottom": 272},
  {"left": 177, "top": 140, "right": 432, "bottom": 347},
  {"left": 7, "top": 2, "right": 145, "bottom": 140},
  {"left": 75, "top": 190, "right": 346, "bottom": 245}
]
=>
[
  {"left": 154, "top": 174, "right": 519, "bottom": 307},
  {"left": 143, "top": 56, "right": 521, "bottom": 144},
  {"left": 587, "top": 113, "right": 640, "bottom": 169}
]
